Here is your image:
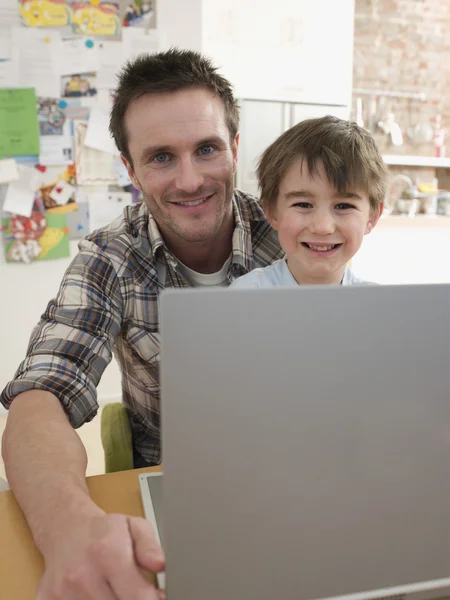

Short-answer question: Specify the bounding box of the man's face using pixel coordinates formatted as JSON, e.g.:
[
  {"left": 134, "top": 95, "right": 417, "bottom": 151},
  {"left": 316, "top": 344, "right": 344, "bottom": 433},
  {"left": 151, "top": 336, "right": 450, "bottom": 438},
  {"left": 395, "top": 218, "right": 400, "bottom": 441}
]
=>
[{"left": 122, "top": 88, "right": 239, "bottom": 247}]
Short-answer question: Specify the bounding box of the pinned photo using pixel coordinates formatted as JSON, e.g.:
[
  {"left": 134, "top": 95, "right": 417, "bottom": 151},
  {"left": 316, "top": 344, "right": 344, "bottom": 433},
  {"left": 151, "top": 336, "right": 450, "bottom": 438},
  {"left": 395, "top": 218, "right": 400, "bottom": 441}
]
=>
[{"left": 61, "top": 72, "right": 97, "bottom": 98}]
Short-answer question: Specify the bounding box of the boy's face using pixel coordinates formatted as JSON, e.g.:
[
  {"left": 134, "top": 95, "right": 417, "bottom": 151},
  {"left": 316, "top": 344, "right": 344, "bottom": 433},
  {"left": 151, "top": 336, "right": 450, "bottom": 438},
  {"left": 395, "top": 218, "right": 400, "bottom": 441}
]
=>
[{"left": 267, "top": 158, "right": 382, "bottom": 285}]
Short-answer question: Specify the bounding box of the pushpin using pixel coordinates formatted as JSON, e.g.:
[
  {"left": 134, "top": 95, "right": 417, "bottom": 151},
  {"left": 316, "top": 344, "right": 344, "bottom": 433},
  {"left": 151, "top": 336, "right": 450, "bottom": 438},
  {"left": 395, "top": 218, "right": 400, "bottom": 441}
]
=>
[
  {"left": 85, "top": 39, "right": 94, "bottom": 48},
  {"left": 58, "top": 100, "right": 67, "bottom": 109}
]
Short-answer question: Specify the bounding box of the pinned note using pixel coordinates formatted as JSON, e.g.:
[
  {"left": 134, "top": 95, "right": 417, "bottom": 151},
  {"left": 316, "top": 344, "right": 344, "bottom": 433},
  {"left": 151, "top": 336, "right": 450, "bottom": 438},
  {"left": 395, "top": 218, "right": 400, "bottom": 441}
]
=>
[
  {"left": 12, "top": 28, "right": 61, "bottom": 98},
  {"left": 71, "top": 1, "right": 121, "bottom": 36},
  {"left": 74, "top": 121, "right": 117, "bottom": 185},
  {"left": 51, "top": 36, "right": 101, "bottom": 76},
  {"left": 0, "top": 159, "right": 19, "bottom": 184},
  {"left": 50, "top": 180, "right": 76, "bottom": 205},
  {"left": 0, "top": 59, "right": 19, "bottom": 88},
  {"left": 88, "top": 191, "right": 132, "bottom": 231},
  {"left": 2, "top": 165, "right": 42, "bottom": 218},
  {"left": 19, "top": 0, "right": 72, "bottom": 27},
  {"left": 0, "top": 88, "right": 40, "bottom": 158},
  {"left": 84, "top": 107, "right": 118, "bottom": 155},
  {"left": 97, "top": 40, "right": 125, "bottom": 88}
]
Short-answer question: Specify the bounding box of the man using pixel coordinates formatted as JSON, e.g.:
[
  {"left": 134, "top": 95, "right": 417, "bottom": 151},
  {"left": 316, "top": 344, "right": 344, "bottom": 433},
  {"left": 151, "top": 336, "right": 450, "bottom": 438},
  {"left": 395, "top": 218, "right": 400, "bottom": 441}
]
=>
[{"left": 1, "top": 49, "right": 282, "bottom": 599}]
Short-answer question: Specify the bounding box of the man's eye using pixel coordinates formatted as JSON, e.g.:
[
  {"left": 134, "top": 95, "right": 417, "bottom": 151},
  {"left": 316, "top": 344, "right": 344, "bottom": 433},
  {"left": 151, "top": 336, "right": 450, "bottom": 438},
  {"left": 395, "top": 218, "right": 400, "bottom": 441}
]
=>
[
  {"left": 153, "top": 153, "right": 170, "bottom": 164},
  {"left": 293, "top": 202, "right": 312, "bottom": 209},
  {"left": 198, "top": 145, "right": 214, "bottom": 156}
]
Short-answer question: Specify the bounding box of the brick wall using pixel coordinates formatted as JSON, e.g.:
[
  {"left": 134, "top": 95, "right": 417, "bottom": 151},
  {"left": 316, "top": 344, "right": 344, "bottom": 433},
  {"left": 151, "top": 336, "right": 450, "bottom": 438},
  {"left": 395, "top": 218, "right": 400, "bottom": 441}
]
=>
[{"left": 352, "top": 0, "right": 450, "bottom": 159}]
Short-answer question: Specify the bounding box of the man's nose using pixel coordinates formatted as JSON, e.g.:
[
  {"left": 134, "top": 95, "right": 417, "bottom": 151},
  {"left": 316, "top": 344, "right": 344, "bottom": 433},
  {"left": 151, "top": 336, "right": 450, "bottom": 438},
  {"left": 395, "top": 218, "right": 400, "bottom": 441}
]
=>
[{"left": 175, "top": 157, "right": 205, "bottom": 194}]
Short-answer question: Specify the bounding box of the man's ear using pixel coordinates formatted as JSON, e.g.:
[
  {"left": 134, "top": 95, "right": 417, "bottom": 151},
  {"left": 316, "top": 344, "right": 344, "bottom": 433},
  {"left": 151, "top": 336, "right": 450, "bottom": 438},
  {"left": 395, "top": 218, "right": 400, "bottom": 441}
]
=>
[
  {"left": 232, "top": 132, "right": 239, "bottom": 173},
  {"left": 365, "top": 202, "right": 383, "bottom": 235},
  {"left": 263, "top": 199, "right": 278, "bottom": 231},
  {"left": 121, "top": 155, "right": 141, "bottom": 191}
]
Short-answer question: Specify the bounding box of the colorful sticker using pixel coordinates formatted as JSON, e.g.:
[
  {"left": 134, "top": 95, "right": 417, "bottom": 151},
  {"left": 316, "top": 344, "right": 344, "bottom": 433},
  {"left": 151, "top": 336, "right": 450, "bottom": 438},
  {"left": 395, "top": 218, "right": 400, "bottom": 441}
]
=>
[
  {"left": 71, "top": 1, "right": 120, "bottom": 36},
  {"left": 36, "top": 163, "right": 77, "bottom": 211},
  {"left": 123, "top": 0, "right": 153, "bottom": 27},
  {"left": 19, "top": 0, "right": 73, "bottom": 27},
  {"left": 2, "top": 212, "right": 70, "bottom": 263}
]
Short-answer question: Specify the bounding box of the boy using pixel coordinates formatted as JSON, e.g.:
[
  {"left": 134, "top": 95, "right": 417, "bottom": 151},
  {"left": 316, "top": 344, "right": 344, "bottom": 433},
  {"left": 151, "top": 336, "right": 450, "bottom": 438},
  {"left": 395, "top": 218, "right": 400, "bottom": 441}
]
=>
[{"left": 232, "top": 116, "right": 389, "bottom": 288}]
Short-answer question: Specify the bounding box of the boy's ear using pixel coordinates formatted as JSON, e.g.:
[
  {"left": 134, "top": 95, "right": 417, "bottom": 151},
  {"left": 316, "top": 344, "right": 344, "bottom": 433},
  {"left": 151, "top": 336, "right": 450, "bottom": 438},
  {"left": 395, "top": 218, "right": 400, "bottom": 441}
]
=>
[
  {"left": 264, "top": 198, "right": 278, "bottom": 230},
  {"left": 365, "top": 202, "right": 384, "bottom": 235}
]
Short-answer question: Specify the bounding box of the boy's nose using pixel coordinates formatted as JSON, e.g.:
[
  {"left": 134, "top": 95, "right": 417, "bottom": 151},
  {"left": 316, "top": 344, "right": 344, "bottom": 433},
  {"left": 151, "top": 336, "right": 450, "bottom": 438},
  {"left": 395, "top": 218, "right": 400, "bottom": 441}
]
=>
[{"left": 309, "top": 212, "right": 336, "bottom": 235}]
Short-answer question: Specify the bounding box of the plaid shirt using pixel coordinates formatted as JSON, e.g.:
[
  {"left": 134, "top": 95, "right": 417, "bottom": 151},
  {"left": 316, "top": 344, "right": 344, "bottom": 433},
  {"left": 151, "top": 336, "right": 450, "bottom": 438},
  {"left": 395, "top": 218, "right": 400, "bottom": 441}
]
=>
[{"left": 1, "top": 190, "right": 283, "bottom": 464}]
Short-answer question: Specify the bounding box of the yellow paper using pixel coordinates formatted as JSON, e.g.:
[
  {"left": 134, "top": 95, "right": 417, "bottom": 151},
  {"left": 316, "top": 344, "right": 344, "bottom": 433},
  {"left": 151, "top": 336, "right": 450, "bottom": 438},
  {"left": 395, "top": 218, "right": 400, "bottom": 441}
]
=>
[
  {"left": 71, "top": 1, "right": 120, "bottom": 35},
  {"left": 19, "top": 0, "right": 72, "bottom": 27}
]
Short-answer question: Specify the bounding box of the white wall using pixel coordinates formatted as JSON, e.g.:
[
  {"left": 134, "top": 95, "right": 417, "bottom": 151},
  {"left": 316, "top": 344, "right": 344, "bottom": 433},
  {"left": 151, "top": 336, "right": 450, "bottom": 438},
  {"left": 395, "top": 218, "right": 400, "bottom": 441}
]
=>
[
  {"left": 157, "top": 0, "right": 203, "bottom": 52},
  {"left": 160, "top": 0, "right": 355, "bottom": 105},
  {"left": 352, "top": 217, "right": 450, "bottom": 285},
  {"left": 0, "top": 241, "right": 122, "bottom": 416}
]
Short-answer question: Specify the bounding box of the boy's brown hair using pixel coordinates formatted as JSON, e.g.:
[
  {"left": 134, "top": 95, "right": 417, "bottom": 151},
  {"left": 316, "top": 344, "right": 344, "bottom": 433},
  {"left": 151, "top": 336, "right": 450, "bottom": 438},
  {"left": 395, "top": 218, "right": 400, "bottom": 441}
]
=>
[
  {"left": 257, "top": 116, "right": 389, "bottom": 212},
  {"left": 110, "top": 48, "right": 240, "bottom": 167}
]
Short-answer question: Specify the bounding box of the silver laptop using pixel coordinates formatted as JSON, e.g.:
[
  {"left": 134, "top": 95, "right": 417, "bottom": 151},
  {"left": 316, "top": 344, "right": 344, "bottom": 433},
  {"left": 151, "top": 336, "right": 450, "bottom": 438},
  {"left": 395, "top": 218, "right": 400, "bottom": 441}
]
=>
[{"left": 142, "top": 284, "right": 450, "bottom": 600}]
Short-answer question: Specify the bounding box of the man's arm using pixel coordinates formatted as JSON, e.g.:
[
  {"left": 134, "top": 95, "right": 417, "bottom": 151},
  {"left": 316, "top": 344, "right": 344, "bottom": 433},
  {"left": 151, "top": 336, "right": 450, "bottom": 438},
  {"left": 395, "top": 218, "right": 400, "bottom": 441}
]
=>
[
  {"left": 2, "top": 390, "right": 165, "bottom": 600},
  {"left": 1, "top": 241, "right": 165, "bottom": 599},
  {"left": 2, "top": 390, "right": 100, "bottom": 553}
]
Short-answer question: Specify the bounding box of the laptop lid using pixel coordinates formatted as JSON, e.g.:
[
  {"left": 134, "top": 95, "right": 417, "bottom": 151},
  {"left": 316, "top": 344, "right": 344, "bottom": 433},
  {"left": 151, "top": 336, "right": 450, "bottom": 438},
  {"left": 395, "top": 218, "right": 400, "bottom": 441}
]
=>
[{"left": 160, "top": 284, "right": 450, "bottom": 600}]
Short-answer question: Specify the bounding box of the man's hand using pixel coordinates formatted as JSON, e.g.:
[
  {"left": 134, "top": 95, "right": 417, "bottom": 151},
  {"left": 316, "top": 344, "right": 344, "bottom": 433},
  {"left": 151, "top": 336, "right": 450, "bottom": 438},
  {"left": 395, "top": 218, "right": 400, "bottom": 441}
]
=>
[{"left": 36, "top": 512, "right": 165, "bottom": 600}]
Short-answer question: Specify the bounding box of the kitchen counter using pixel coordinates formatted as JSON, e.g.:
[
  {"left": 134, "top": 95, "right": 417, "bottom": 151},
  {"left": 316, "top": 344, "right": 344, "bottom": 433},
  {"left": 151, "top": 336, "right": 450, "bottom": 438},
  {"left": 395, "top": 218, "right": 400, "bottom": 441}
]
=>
[{"left": 379, "top": 215, "right": 450, "bottom": 228}]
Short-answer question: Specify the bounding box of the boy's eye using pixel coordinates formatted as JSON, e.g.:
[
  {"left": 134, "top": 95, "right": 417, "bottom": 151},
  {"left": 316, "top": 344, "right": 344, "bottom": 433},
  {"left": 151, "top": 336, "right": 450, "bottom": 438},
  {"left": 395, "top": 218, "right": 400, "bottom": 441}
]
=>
[
  {"left": 335, "top": 202, "right": 356, "bottom": 210},
  {"left": 293, "top": 202, "right": 312, "bottom": 209}
]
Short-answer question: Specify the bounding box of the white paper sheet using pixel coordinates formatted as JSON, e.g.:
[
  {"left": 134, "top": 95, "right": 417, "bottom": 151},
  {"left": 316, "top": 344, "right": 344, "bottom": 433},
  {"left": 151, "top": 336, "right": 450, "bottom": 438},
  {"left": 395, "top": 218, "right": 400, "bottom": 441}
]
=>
[
  {"left": 88, "top": 190, "right": 132, "bottom": 231},
  {"left": 0, "top": 59, "right": 19, "bottom": 88},
  {"left": 84, "top": 107, "right": 118, "bottom": 155},
  {"left": 3, "top": 164, "right": 42, "bottom": 217},
  {"left": 39, "top": 134, "right": 73, "bottom": 166},
  {"left": 12, "top": 28, "right": 61, "bottom": 98},
  {"left": 0, "top": 158, "right": 19, "bottom": 184},
  {"left": 50, "top": 180, "right": 76, "bottom": 205},
  {"left": 74, "top": 121, "right": 117, "bottom": 185},
  {"left": 39, "top": 120, "right": 73, "bottom": 166},
  {"left": 122, "top": 28, "right": 160, "bottom": 62},
  {"left": 51, "top": 36, "right": 101, "bottom": 77},
  {"left": 37, "top": 97, "right": 74, "bottom": 165},
  {"left": 97, "top": 40, "right": 125, "bottom": 89},
  {"left": 93, "top": 88, "right": 112, "bottom": 113},
  {"left": 0, "top": 0, "right": 21, "bottom": 60}
]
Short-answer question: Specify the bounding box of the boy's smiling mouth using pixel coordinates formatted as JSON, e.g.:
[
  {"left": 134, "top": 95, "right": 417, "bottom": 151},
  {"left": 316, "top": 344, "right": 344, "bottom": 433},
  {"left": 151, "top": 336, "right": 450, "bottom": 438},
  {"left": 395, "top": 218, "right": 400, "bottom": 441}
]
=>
[{"left": 301, "top": 242, "right": 343, "bottom": 253}]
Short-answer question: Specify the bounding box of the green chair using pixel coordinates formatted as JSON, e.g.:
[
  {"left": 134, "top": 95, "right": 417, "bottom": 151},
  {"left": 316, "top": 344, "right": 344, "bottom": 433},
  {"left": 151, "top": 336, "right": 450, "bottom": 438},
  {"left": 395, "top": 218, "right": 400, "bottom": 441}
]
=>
[{"left": 100, "top": 402, "right": 134, "bottom": 473}]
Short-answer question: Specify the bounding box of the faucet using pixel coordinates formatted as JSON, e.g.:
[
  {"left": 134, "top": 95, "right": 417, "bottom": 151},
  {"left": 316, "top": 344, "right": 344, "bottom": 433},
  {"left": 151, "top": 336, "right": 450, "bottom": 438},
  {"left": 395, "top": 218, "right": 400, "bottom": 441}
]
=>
[
  {"left": 389, "top": 174, "right": 414, "bottom": 189},
  {"left": 386, "top": 174, "right": 415, "bottom": 215}
]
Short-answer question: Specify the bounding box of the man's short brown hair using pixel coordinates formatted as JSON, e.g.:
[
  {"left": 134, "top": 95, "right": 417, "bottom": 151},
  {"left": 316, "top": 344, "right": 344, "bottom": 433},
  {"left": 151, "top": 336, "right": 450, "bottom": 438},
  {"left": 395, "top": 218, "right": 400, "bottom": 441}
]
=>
[
  {"left": 257, "top": 116, "right": 389, "bottom": 212},
  {"left": 110, "top": 48, "right": 240, "bottom": 166}
]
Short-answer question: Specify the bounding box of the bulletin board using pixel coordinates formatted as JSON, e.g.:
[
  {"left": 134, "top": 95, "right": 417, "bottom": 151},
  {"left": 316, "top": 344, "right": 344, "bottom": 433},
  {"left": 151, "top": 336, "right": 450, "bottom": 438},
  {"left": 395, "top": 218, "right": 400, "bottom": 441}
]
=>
[{"left": 0, "top": 0, "right": 159, "bottom": 264}]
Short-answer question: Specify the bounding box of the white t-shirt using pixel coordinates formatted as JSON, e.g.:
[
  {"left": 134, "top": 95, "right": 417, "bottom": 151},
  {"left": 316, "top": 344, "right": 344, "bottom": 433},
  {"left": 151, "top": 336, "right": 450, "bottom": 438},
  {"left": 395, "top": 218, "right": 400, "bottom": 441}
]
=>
[
  {"left": 230, "top": 258, "right": 371, "bottom": 288},
  {"left": 176, "top": 255, "right": 232, "bottom": 287}
]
